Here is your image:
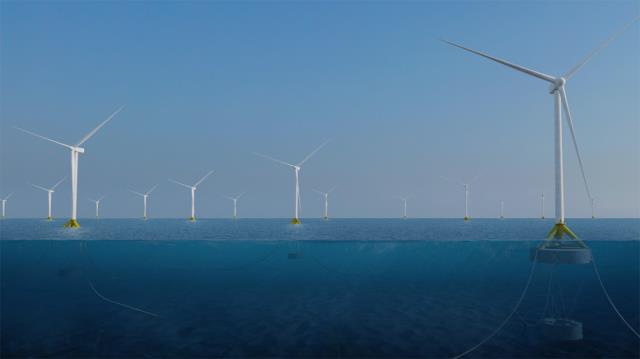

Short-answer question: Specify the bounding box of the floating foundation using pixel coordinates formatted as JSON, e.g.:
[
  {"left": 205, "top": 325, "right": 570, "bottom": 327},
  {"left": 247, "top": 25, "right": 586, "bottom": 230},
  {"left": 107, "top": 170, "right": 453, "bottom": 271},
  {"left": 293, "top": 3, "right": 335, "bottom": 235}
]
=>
[
  {"left": 463, "top": 216, "right": 469, "bottom": 221},
  {"left": 64, "top": 219, "right": 80, "bottom": 228},
  {"left": 531, "top": 223, "right": 591, "bottom": 264},
  {"left": 189, "top": 217, "right": 196, "bottom": 221},
  {"left": 47, "top": 216, "right": 52, "bottom": 221},
  {"left": 539, "top": 318, "right": 583, "bottom": 341},
  {"left": 291, "top": 218, "right": 301, "bottom": 225}
]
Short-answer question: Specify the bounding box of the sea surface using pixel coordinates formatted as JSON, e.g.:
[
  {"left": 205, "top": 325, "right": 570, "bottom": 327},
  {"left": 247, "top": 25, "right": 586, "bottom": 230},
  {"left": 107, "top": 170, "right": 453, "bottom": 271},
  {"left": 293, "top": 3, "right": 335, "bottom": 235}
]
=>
[{"left": 1, "top": 218, "right": 639, "bottom": 358}]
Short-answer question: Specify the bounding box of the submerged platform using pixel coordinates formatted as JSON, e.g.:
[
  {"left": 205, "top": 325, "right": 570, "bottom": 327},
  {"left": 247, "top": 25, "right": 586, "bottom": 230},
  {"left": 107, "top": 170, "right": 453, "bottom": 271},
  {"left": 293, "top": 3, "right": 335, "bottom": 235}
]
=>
[
  {"left": 531, "top": 241, "right": 592, "bottom": 264},
  {"left": 539, "top": 318, "right": 583, "bottom": 341}
]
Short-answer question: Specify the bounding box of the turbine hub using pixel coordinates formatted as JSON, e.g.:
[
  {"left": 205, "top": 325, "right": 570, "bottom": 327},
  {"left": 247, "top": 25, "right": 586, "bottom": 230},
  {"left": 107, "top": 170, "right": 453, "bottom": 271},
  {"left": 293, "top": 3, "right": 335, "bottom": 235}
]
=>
[
  {"left": 549, "top": 77, "right": 566, "bottom": 93},
  {"left": 74, "top": 147, "right": 85, "bottom": 153}
]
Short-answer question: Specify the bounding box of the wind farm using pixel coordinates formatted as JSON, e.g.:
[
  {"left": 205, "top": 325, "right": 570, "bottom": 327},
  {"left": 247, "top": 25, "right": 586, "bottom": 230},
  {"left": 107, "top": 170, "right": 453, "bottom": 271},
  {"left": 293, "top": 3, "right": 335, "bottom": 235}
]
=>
[{"left": 1, "top": 4, "right": 638, "bottom": 359}]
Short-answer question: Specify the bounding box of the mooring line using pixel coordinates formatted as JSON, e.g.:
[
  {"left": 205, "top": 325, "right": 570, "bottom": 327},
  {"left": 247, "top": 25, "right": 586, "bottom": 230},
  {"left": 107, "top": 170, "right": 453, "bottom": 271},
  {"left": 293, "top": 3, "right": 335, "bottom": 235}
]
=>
[
  {"left": 80, "top": 242, "right": 160, "bottom": 318},
  {"left": 592, "top": 255, "right": 640, "bottom": 339},
  {"left": 451, "top": 250, "right": 538, "bottom": 359}
]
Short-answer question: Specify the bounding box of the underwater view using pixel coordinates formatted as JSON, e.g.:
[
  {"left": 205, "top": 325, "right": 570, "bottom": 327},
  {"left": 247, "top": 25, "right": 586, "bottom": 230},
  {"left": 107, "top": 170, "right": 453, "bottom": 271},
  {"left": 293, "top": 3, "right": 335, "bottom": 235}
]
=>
[{"left": 1, "top": 219, "right": 638, "bottom": 358}]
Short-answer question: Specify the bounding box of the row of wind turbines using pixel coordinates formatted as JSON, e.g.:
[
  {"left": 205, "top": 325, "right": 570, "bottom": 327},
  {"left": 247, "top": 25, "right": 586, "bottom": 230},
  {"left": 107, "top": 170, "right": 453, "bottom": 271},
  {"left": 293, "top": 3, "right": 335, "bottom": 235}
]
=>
[{"left": 5, "top": 18, "right": 636, "bottom": 243}]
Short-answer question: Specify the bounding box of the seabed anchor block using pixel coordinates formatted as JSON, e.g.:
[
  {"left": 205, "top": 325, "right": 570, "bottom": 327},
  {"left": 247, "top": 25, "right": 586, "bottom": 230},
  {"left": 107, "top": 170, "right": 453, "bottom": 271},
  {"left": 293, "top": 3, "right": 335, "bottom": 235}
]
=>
[{"left": 539, "top": 318, "right": 583, "bottom": 341}]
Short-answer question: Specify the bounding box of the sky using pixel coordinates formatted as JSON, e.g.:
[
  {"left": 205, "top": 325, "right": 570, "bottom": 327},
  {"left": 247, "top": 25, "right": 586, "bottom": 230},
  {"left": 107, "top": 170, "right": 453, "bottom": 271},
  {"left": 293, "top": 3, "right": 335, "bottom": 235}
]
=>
[{"left": 1, "top": 1, "right": 638, "bottom": 219}]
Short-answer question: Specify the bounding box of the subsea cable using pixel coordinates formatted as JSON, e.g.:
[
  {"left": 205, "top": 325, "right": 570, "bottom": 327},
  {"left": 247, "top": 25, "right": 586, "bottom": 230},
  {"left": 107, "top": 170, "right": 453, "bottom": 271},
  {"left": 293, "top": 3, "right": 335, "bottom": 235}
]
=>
[{"left": 451, "top": 250, "right": 538, "bottom": 359}]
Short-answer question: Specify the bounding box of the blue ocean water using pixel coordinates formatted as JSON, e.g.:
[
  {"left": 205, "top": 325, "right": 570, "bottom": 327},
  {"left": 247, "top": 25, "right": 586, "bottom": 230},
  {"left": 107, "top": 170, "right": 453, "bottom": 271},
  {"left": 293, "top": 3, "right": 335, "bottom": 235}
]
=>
[{"left": 1, "top": 219, "right": 639, "bottom": 358}]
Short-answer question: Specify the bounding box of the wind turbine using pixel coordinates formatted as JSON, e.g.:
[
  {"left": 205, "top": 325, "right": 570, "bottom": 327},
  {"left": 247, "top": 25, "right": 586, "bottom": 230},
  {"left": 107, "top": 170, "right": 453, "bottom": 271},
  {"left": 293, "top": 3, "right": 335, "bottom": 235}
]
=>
[
  {"left": 313, "top": 186, "right": 336, "bottom": 220},
  {"left": 443, "top": 18, "right": 638, "bottom": 239},
  {"left": 223, "top": 192, "right": 245, "bottom": 219},
  {"left": 29, "top": 177, "right": 66, "bottom": 220},
  {"left": 130, "top": 185, "right": 158, "bottom": 220},
  {"left": 540, "top": 192, "right": 545, "bottom": 219},
  {"left": 254, "top": 140, "right": 329, "bottom": 224},
  {"left": 169, "top": 171, "right": 214, "bottom": 221},
  {"left": 500, "top": 200, "right": 504, "bottom": 219},
  {"left": 442, "top": 175, "right": 479, "bottom": 220},
  {"left": 394, "top": 196, "right": 409, "bottom": 219},
  {"left": 591, "top": 198, "right": 596, "bottom": 219},
  {"left": 15, "top": 107, "right": 124, "bottom": 228},
  {"left": 1, "top": 193, "right": 12, "bottom": 218},
  {"left": 88, "top": 195, "right": 105, "bottom": 218}
]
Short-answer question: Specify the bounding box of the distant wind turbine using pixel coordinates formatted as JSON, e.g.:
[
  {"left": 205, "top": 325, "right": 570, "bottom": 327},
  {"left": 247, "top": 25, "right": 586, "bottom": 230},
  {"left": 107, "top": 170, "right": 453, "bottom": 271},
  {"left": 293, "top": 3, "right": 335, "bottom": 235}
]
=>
[
  {"left": 29, "top": 177, "right": 66, "bottom": 220},
  {"left": 254, "top": 140, "right": 330, "bottom": 224},
  {"left": 313, "top": 186, "right": 336, "bottom": 220},
  {"left": 88, "top": 196, "right": 105, "bottom": 218},
  {"left": 130, "top": 185, "right": 158, "bottom": 220},
  {"left": 223, "top": 192, "right": 245, "bottom": 219},
  {"left": 443, "top": 17, "right": 639, "bottom": 239},
  {"left": 1, "top": 193, "right": 12, "bottom": 218},
  {"left": 540, "top": 192, "right": 545, "bottom": 219},
  {"left": 591, "top": 198, "right": 596, "bottom": 219},
  {"left": 15, "top": 107, "right": 124, "bottom": 228},
  {"left": 500, "top": 200, "right": 504, "bottom": 219},
  {"left": 169, "top": 171, "right": 214, "bottom": 221},
  {"left": 442, "top": 175, "right": 479, "bottom": 220},
  {"left": 394, "top": 196, "right": 409, "bottom": 219}
]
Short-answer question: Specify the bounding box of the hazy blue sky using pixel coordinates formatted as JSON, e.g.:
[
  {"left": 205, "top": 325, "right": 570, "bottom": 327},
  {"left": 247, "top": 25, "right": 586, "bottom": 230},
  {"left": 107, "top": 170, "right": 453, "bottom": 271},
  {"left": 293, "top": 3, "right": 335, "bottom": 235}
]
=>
[{"left": 1, "top": 1, "right": 638, "bottom": 219}]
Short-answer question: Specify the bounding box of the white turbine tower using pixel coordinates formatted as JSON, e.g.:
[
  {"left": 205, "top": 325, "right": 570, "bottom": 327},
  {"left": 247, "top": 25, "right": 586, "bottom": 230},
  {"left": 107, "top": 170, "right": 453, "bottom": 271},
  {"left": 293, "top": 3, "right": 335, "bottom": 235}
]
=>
[
  {"left": 254, "top": 140, "right": 329, "bottom": 224},
  {"left": 1, "top": 193, "right": 13, "bottom": 218},
  {"left": 444, "top": 18, "right": 638, "bottom": 239},
  {"left": 313, "top": 186, "right": 336, "bottom": 220},
  {"left": 130, "top": 185, "right": 158, "bottom": 220},
  {"left": 169, "top": 171, "right": 214, "bottom": 221},
  {"left": 591, "top": 198, "right": 596, "bottom": 219},
  {"left": 394, "top": 197, "right": 409, "bottom": 219},
  {"left": 29, "top": 177, "right": 66, "bottom": 220},
  {"left": 500, "top": 200, "right": 504, "bottom": 219},
  {"left": 15, "top": 107, "right": 124, "bottom": 228},
  {"left": 223, "top": 192, "right": 245, "bottom": 219},
  {"left": 88, "top": 195, "right": 105, "bottom": 218},
  {"left": 540, "top": 192, "right": 545, "bottom": 219}
]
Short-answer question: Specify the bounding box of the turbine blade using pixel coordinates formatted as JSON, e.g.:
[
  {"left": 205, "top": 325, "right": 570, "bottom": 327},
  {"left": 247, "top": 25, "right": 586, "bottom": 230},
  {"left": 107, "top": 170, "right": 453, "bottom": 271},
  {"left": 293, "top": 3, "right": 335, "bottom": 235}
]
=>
[
  {"left": 468, "top": 174, "right": 481, "bottom": 185},
  {"left": 14, "top": 127, "right": 74, "bottom": 150},
  {"left": 98, "top": 195, "right": 106, "bottom": 201},
  {"left": 145, "top": 185, "right": 158, "bottom": 195},
  {"left": 442, "top": 39, "right": 556, "bottom": 83},
  {"left": 297, "top": 139, "right": 330, "bottom": 166},
  {"left": 222, "top": 195, "right": 234, "bottom": 201},
  {"left": 168, "top": 179, "right": 193, "bottom": 189},
  {"left": 253, "top": 152, "right": 296, "bottom": 168},
  {"left": 75, "top": 106, "right": 124, "bottom": 146},
  {"left": 30, "top": 183, "right": 50, "bottom": 192},
  {"left": 560, "top": 87, "right": 592, "bottom": 201},
  {"left": 328, "top": 186, "right": 337, "bottom": 194},
  {"left": 129, "top": 189, "right": 146, "bottom": 197},
  {"left": 88, "top": 198, "right": 97, "bottom": 203},
  {"left": 194, "top": 170, "right": 214, "bottom": 187},
  {"left": 312, "top": 189, "right": 325, "bottom": 196},
  {"left": 4, "top": 193, "right": 13, "bottom": 200},
  {"left": 51, "top": 176, "right": 67, "bottom": 190},
  {"left": 236, "top": 191, "right": 246, "bottom": 199},
  {"left": 564, "top": 16, "right": 640, "bottom": 80},
  {"left": 440, "top": 176, "right": 464, "bottom": 186}
]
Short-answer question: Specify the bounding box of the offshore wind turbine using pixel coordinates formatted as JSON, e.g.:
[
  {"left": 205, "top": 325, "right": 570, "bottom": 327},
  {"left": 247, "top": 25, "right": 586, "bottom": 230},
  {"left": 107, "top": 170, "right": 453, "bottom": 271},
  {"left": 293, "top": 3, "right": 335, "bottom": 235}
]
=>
[
  {"left": 1, "top": 193, "right": 12, "bottom": 218},
  {"left": 130, "top": 185, "right": 158, "bottom": 220},
  {"left": 15, "top": 107, "right": 124, "bottom": 228},
  {"left": 500, "top": 200, "right": 504, "bottom": 219},
  {"left": 442, "top": 175, "right": 479, "bottom": 220},
  {"left": 254, "top": 140, "right": 329, "bottom": 224},
  {"left": 29, "top": 177, "right": 66, "bottom": 220},
  {"left": 223, "top": 192, "right": 245, "bottom": 219},
  {"left": 313, "top": 186, "right": 336, "bottom": 220},
  {"left": 394, "top": 196, "right": 409, "bottom": 219},
  {"left": 444, "top": 18, "right": 638, "bottom": 239},
  {"left": 591, "top": 198, "right": 596, "bottom": 219},
  {"left": 169, "top": 171, "right": 214, "bottom": 221},
  {"left": 88, "top": 195, "right": 105, "bottom": 218},
  {"left": 540, "top": 192, "right": 545, "bottom": 219}
]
